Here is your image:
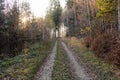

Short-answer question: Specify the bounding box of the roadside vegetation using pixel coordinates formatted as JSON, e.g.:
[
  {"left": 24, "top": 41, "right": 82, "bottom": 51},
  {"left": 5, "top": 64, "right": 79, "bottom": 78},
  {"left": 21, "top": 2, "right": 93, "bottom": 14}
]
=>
[
  {"left": 64, "top": 0, "right": 120, "bottom": 69},
  {"left": 0, "top": 40, "right": 54, "bottom": 80},
  {"left": 64, "top": 37, "right": 120, "bottom": 80},
  {"left": 52, "top": 41, "right": 74, "bottom": 80},
  {"left": 0, "top": 0, "right": 56, "bottom": 79}
]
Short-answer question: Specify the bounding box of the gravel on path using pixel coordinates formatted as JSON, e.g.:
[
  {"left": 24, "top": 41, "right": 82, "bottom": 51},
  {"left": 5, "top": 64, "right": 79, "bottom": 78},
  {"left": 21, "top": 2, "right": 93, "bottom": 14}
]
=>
[
  {"left": 61, "top": 42, "right": 93, "bottom": 80},
  {"left": 34, "top": 42, "right": 57, "bottom": 80}
]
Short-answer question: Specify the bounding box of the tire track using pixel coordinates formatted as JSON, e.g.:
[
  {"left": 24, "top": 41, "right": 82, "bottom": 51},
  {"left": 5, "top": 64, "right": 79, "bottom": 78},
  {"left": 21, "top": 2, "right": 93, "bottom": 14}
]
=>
[
  {"left": 34, "top": 42, "right": 57, "bottom": 80},
  {"left": 61, "top": 41, "right": 93, "bottom": 80}
]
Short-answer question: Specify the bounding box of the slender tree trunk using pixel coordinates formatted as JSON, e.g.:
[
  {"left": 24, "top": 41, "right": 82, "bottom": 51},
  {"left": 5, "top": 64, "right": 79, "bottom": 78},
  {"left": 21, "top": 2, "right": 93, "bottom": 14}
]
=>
[
  {"left": 57, "top": 26, "right": 60, "bottom": 37},
  {"left": 67, "top": 10, "right": 69, "bottom": 36},
  {"left": 86, "top": 0, "right": 92, "bottom": 38},
  {"left": 54, "top": 29, "right": 56, "bottom": 38},
  {"left": 42, "top": 30, "right": 45, "bottom": 40},
  {"left": 118, "top": 0, "right": 120, "bottom": 36},
  {"left": 86, "top": 0, "right": 91, "bottom": 27},
  {"left": 74, "top": 0, "right": 77, "bottom": 26}
]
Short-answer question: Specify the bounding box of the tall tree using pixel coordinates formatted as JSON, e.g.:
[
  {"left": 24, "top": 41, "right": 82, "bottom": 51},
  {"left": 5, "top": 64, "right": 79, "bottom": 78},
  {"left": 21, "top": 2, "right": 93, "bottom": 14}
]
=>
[
  {"left": 7, "top": 1, "right": 22, "bottom": 56},
  {"left": 50, "top": 0, "right": 62, "bottom": 37},
  {"left": 8, "top": 1, "right": 19, "bottom": 30},
  {"left": 21, "top": 1, "right": 31, "bottom": 28},
  {"left": 0, "top": 0, "right": 6, "bottom": 57},
  {"left": 97, "top": 0, "right": 117, "bottom": 31},
  {"left": 0, "top": 0, "right": 4, "bottom": 26}
]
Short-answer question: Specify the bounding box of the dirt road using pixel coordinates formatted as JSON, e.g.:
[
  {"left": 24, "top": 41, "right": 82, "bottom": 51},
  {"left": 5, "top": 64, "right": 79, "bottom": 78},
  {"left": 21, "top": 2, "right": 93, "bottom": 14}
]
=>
[
  {"left": 34, "top": 41, "right": 95, "bottom": 80},
  {"left": 34, "top": 42, "right": 57, "bottom": 80},
  {"left": 61, "top": 42, "right": 94, "bottom": 80}
]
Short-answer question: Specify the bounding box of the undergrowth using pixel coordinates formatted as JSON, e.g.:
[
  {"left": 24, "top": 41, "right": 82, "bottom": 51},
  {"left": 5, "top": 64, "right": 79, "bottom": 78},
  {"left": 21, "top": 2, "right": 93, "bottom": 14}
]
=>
[
  {"left": 0, "top": 40, "right": 54, "bottom": 80},
  {"left": 90, "top": 32, "right": 120, "bottom": 66}
]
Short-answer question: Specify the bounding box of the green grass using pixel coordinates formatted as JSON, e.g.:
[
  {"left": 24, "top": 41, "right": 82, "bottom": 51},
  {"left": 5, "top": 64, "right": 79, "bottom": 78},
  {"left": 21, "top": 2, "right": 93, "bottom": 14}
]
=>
[
  {"left": 0, "top": 40, "right": 54, "bottom": 80},
  {"left": 65, "top": 37, "right": 120, "bottom": 80},
  {"left": 52, "top": 41, "right": 74, "bottom": 80}
]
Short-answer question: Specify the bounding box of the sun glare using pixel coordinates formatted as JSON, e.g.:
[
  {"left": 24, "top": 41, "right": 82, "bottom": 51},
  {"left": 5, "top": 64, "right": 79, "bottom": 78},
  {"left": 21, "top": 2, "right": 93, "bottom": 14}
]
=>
[
  {"left": 22, "top": 17, "right": 27, "bottom": 23},
  {"left": 20, "top": 0, "right": 66, "bottom": 17}
]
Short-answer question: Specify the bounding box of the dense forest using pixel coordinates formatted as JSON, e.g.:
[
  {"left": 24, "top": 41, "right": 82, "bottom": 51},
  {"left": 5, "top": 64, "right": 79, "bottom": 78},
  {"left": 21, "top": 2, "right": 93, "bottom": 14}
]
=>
[
  {"left": 63, "top": 0, "right": 119, "bottom": 65},
  {"left": 0, "top": 0, "right": 54, "bottom": 59},
  {"left": 0, "top": 0, "right": 120, "bottom": 80}
]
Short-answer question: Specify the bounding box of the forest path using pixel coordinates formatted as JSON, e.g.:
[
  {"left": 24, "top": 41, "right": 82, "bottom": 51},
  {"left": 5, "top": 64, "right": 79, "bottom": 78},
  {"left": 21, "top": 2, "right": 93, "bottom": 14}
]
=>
[
  {"left": 34, "top": 40, "right": 95, "bottom": 80},
  {"left": 61, "top": 41, "right": 95, "bottom": 80},
  {"left": 34, "top": 41, "right": 57, "bottom": 80}
]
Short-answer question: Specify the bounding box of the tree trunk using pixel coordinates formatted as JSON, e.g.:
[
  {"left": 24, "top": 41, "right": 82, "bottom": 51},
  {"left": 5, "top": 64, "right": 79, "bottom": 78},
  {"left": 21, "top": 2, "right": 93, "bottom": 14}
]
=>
[
  {"left": 74, "top": 0, "right": 77, "bottom": 26},
  {"left": 118, "top": 0, "right": 120, "bottom": 36}
]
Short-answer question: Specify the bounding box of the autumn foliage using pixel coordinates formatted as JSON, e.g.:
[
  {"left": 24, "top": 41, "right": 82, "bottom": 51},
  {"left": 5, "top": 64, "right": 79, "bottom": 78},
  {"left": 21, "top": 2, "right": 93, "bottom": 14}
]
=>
[
  {"left": 64, "top": 0, "right": 119, "bottom": 66},
  {"left": 84, "top": 30, "right": 120, "bottom": 66}
]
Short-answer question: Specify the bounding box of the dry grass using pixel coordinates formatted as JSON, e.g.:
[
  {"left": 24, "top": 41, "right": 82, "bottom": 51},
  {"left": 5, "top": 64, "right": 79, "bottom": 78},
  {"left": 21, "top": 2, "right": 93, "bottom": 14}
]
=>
[
  {"left": 52, "top": 41, "right": 74, "bottom": 80},
  {"left": 64, "top": 37, "right": 120, "bottom": 80}
]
